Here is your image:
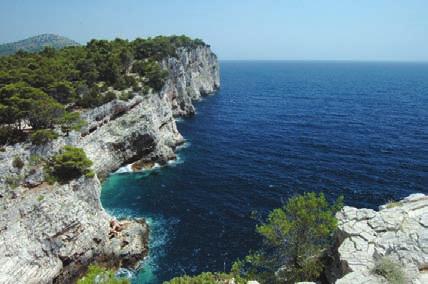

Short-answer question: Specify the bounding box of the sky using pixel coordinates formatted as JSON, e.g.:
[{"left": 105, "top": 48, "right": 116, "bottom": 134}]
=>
[{"left": 0, "top": 0, "right": 427, "bottom": 61}]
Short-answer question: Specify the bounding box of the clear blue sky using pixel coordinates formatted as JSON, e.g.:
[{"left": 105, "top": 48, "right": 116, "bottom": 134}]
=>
[{"left": 1, "top": 0, "right": 427, "bottom": 61}]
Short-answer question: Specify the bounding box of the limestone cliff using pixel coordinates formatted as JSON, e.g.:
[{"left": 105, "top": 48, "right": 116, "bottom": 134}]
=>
[
  {"left": 0, "top": 45, "right": 220, "bottom": 283},
  {"left": 330, "top": 193, "right": 428, "bottom": 284}
]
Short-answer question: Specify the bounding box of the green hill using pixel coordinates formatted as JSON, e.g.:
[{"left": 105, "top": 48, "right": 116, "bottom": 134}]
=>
[{"left": 0, "top": 34, "right": 80, "bottom": 56}]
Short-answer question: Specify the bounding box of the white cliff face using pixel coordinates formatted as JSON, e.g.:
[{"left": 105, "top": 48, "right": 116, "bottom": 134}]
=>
[
  {"left": 0, "top": 46, "right": 220, "bottom": 283},
  {"left": 162, "top": 46, "right": 220, "bottom": 116},
  {"left": 0, "top": 176, "right": 147, "bottom": 284},
  {"left": 332, "top": 193, "right": 428, "bottom": 284}
]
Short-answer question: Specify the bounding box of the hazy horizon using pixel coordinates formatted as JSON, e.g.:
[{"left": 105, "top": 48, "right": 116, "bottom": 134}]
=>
[{"left": 1, "top": 0, "right": 427, "bottom": 61}]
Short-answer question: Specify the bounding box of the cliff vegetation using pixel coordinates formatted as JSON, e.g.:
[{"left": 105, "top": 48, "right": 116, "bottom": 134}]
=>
[{"left": 0, "top": 35, "right": 207, "bottom": 146}]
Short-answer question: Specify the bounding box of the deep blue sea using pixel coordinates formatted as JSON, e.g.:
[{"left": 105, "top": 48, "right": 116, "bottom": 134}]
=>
[{"left": 101, "top": 61, "right": 428, "bottom": 283}]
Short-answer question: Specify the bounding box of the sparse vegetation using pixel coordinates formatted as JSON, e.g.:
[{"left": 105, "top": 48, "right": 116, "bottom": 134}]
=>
[
  {"left": 29, "top": 154, "right": 43, "bottom": 166},
  {"left": 47, "top": 146, "right": 93, "bottom": 182},
  {"left": 77, "top": 265, "right": 129, "bottom": 284},
  {"left": 164, "top": 272, "right": 244, "bottom": 284},
  {"left": 30, "top": 129, "right": 58, "bottom": 145},
  {"left": 386, "top": 200, "right": 401, "bottom": 209},
  {"left": 118, "top": 91, "right": 135, "bottom": 101},
  {"left": 12, "top": 156, "right": 24, "bottom": 169},
  {"left": 5, "top": 175, "right": 21, "bottom": 188},
  {"left": 372, "top": 257, "right": 406, "bottom": 284}
]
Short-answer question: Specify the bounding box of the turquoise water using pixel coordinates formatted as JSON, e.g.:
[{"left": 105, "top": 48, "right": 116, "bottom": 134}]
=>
[{"left": 101, "top": 61, "right": 428, "bottom": 283}]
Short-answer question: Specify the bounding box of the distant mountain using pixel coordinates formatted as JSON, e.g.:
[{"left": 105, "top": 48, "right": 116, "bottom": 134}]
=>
[{"left": 0, "top": 34, "right": 80, "bottom": 56}]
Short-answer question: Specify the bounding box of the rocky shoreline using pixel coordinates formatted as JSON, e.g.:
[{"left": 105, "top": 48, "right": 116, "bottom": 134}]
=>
[{"left": 0, "top": 45, "right": 220, "bottom": 283}]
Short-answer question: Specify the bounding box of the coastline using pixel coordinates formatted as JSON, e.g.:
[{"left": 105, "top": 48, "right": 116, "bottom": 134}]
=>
[{"left": 0, "top": 45, "right": 220, "bottom": 283}]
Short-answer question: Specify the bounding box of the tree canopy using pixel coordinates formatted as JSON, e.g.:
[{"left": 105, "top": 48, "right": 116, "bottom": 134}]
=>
[
  {"left": 0, "top": 35, "right": 205, "bottom": 145},
  {"left": 235, "top": 192, "right": 343, "bottom": 283}
]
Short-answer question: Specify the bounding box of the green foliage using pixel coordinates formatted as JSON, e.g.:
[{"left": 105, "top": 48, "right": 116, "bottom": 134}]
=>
[
  {"left": 0, "top": 126, "right": 26, "bottom": 145},
  {"left": 0, "top": 82, "right": 64, "bottom": 130},
  {"left": 12, "top": 156, "right": 24, "bottom": 168},
  {"left": 47, "top": 80, "right": 77, "bottom": 104},
  {"left": 134, "top": 35, "right": 206, "bottom": 60},
  {"left": 77, "top": 265, "right": 129, "bottom": 284},
  {"left": 372, "top": 257, "right": 406, "bottom": 284},
  {"left": 132, "top": 59, "right": 168, "bottom": 91},
  {"left": 59, "top": 112, "right": 86, "bottom": 136},
  {"left": 0, "top": 35, "right": 202, "bottom": 145},
  {"left": 48, "top": 146, "right": 93, "bottom": 182},
  {"left": 164, "top": 272, "right": 244, "bottom": 284},
  {"left": 5, "top": 175, "right": 21, "bottom": 188},
  {"left": 118, "top": 91, "right": 135, "bottom": 101},
  {"left": 0, "top": 34, "right": 80, "bottom": 57},
  {"left": 236, "top": 192, "right": 343, "bottom": 283},
  {"left": 29, "top": 154, "right": 43, "bottom": 166},
  {"left": 77, "top": 87, "right": 116, "bottom": 108},
  {"left": 37, "top": 195, "right": 44, "bottom": 202},
  {"left": 30, "top": 129, "right": 58, "bottom": 145}
]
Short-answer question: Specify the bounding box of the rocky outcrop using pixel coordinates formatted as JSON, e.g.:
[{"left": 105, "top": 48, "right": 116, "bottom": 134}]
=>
[
  {"left": 163, "top": 46, "right": 220, "bottom": 116},
  {"left": 330, "top": 193, "right": 428, "bottom": 284},
  {"left": 0, "top": 45, "right": 220, "bottom": 283},
  {"left": 0, "top": 177, "right": 148, "bottom": 284}
]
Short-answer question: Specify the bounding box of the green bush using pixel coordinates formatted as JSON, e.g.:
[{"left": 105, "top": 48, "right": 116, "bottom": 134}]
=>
[
  {"left": 29, "top": 154, "right": 43, "bottom": 166},
  {"left": 236, "top": 192, "right": 343, "bottom": 283},
  {"left": 77, "top": 265, "right": 129, "bottom": 284},
  {"left": 118, "top": 91, "right": 135, "bottom": 101},
  {"left": 5, "top": 175, "right": 21, "bottom": 188},
  {"left": 12, "top": 156, "right": 24, "bottom": 169},
  {"left": 164, "top": 272, "right": 244, "bottom": 284},
  {"left": 0, "top": 126, "right": 27, "bottom": 145},
  {"left": 104, "top": 91, "right": 117, "bottom": 102},
  {"left": 30, "top": 129, "right": 58, "bottom": 145},
  {"left": 372, "top": 257, "right": 406, "bottom": 284},
  {"left": 48, "top": 146, "right": 93, "bottom": 182},
  {"left": 59, "top": 112, "right": 86, "bottom": 136}
]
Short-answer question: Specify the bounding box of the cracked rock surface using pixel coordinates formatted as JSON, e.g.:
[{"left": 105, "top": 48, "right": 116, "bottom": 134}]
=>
[{"left": 332, "top": 193, "right": 428, "bottom": 284}]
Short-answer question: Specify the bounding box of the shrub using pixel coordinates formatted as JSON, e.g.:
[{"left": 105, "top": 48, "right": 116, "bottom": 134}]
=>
[
  {"left": 0, "top": 126, "right": 26, "bottom": 145},
  {"left": 59, "top": 112, "right": 86, "bottom": 136},
  {"left": 104, "top": 91, "right": 117, "bottom": 102},
  {"left": 5, "top": 175, "right": 21, "bottom": 188},
  {"left": 77, "top": 265, "right": 129, "bottom": 284},
  {"left": 48, "top": 146, "right": 93, "bottom": 182},
  {"left": 164, "top": 272, "right": 244, "bottom": 284},
  {"left": 12, "top": 156, "right": 24, "bottom": 169},
  {"left": 30, "top": 129, "right": 58, "bottom": 145},
  {"left": 118, "top": 91, "right": 135, "bottom": 101},
  {"left": 29, "top": 154, "right": 43, "bottom": 166},
  {"left": 236, "top": 192, "right": 343, "bottom": 283},
  {"left": 372, "top": 257, "right": 406, "bottom": 284}
]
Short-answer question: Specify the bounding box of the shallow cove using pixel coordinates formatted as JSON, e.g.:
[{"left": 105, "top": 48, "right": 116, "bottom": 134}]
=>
[{"left": 101, "top": 61, "right": 428, "bottom": 283}]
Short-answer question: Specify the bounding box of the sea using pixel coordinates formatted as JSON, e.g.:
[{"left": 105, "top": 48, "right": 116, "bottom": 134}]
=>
[{"left": 100, "top": 61, "right": 428, "bottom": 283}]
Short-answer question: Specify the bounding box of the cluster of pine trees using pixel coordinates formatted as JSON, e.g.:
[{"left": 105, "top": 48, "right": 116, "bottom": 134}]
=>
[{"left": 0, "top": 35, "right": 206, "bottom": 145}]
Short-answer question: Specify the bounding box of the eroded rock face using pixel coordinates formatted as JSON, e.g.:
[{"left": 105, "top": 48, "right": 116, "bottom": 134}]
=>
[
  {"left": 332, "top": 193, "right": 428, "bottom": 284},
  {"left": 0, "top": 46, "right": 219, "bottom": 283},
  {"left": 0, "top": 176, "right": 148, "bottom": 284}
]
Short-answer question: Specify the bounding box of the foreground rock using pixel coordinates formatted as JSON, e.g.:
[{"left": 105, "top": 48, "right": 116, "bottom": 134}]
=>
[
  {"left": 330, "top": 193, "right": 428, "bottom": 284},
  {"left": 0, "top": 45, "right": 219, "bottom": 283},
  {"left": 0, "top": 177, "right": 148, "bottom": 284}
]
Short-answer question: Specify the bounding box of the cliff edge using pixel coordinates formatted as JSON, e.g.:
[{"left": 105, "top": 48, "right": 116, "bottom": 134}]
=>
[
  {"left": 0, "top": 45, "right": 219, "bottom": 283},
  {"left": 330, "top": 193, "right": 428, "bottom": 284}
]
